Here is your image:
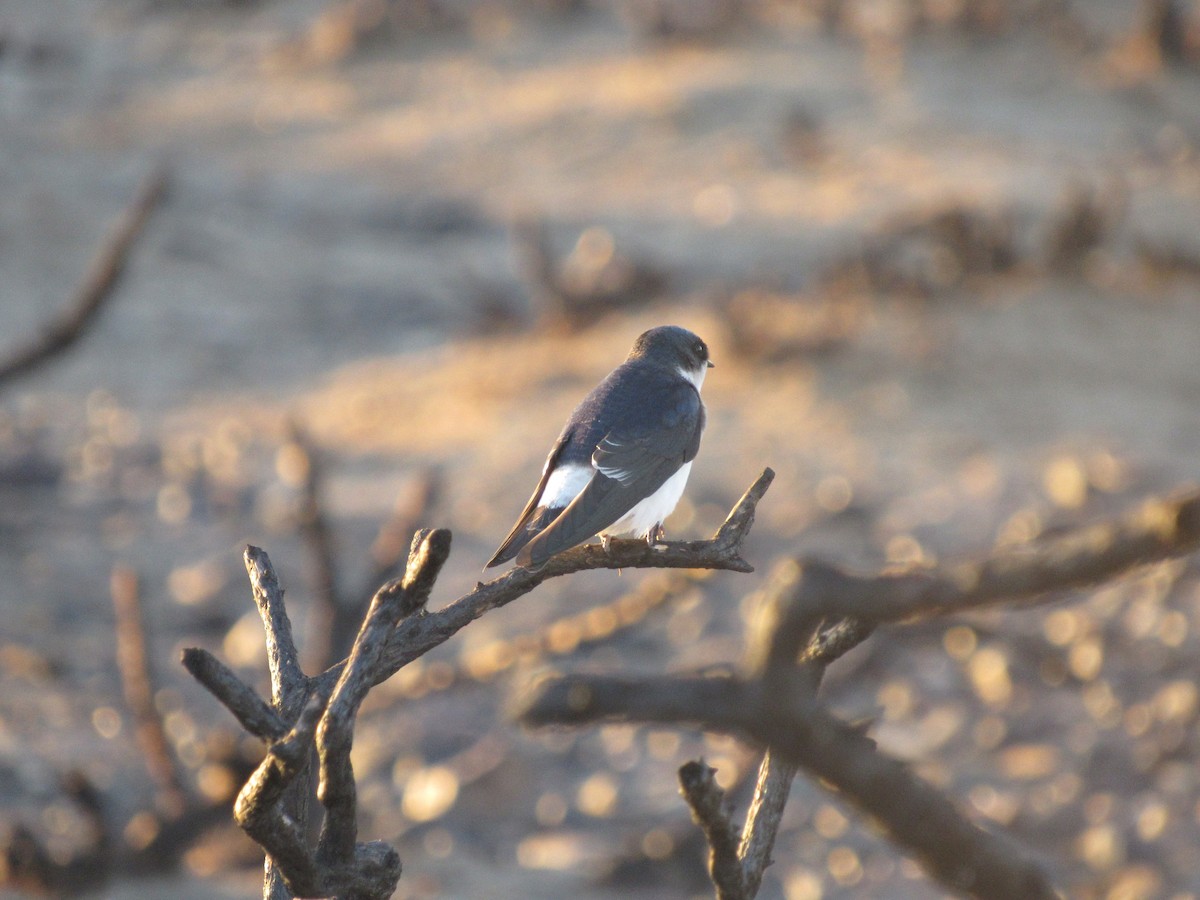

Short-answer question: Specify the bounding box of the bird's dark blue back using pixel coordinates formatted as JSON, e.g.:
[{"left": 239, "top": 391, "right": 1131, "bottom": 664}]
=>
[{"left": 556, "top": 359, "right": 701, "bottom": 466}]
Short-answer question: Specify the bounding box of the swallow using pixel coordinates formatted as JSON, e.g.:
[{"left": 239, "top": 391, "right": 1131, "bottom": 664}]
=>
[{"left": 487, "top": 325, "right": 711, "bottom": 570}]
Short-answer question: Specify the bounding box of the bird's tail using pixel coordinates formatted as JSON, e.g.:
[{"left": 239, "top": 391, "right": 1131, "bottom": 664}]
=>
[{"left": 485, "top": 506, "right": 563, "bottom": 568}]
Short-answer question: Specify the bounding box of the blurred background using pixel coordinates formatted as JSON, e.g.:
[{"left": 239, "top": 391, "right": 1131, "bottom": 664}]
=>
[{"left": 3, "top": 1, "right": 1200, "bottom": 897}]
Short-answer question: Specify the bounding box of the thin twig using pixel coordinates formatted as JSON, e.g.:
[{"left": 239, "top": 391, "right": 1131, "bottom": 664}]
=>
[
  {"left": 737, "top": 750, "right": 795, "bottom": 897},
  {"left": 678, "top": 760, "right": 745, "bottom": 899},
  {"left": 180, "top": 647, "right": 288, "bottom": 742},
  {"left": 110, "top": 564, "right": 188, "bottom": 813},
  {"left": 244, "top": 546, "right": 308, "bottom": 716},
  {"left": 242, "top": 545, "right": 312, "bottom": 900},
  {"left": 0, "top": 163, "right": 168, "bottom": 387},
  {"left": 286, "top": 422, "right": 344, "bottom": 673},
  {"left": 315, "top": 530, "right": 449, "bottom": 869}
]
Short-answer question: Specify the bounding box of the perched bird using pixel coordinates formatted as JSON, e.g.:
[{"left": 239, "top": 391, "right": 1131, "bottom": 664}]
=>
[{"left": 487, "top": 325, "right": 712, "bottom": 570}]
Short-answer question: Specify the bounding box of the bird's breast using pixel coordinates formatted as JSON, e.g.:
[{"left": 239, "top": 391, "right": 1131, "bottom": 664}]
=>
[{"left": 604, "top": 461, "right": 694, "bottom": 538}]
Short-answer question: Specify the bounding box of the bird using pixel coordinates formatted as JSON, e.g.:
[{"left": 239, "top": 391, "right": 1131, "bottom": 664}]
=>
[{"left": 486, "top": 325, "right": 712, "bottom": 571}]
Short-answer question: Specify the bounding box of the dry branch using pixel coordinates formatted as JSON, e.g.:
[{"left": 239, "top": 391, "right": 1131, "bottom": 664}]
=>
[
  {"left": 286, "top": 422, "right": 344, "bottom": 674},
  {"left": 736, "top": 751, "right": 796, "bottom": 897},
  {"left": 235, "top": 695, "right": 334, "bottom": 895},
  {"left": 518, "top": 669, "right": 1056, "bottom": 899},
  {"left": 180, "top": 647, "right": 287, "bottom": 742},
  {"left": 678, "top": 760, "right": 745, "bottom": 900},
  {"left": 184, "top": 469, "right": 774, "bottom": 898},
  {"left": 312, "top": 467, "right": 773, "bottom": 695},
  {"left": 772, "top": 485, "right": 1200, "bottom": 645},
  {"left": 315, "top": 529, "right": 450, "bottom": 868},
  {"left": 519, "top": 485, "right": 1200, "bottom": 899},
  {"left": 245, "top": 545, "right": 307, "bottom": 718},
  {"left": 111, "top": 563, "right": 188, "bottom": 813},
  {"left": 0, "top": 163, "right": 167, "bottom": 387},
  {"left": 224, "top": 536, "right": 455, "bottom": 900}
]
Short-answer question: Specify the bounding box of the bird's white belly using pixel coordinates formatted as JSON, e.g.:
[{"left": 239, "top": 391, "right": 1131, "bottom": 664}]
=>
[{"left": 604, "top": 461, "right": 693, "bottom": 538}]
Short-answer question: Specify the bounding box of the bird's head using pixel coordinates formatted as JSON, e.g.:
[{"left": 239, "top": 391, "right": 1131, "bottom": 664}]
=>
[{"left": 628, "top": 325, "right": 713, "bottom": 389}]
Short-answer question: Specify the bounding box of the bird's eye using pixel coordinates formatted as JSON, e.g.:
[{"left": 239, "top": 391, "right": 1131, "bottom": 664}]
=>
[{"left": 695, "top": 341, "right": 706, "bottom": 356}]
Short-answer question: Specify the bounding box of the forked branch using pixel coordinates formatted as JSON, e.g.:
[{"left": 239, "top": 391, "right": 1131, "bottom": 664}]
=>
[
  {"left": 519, "top": 486, "right": 1200, "bottom": 899},
  {"left": 183, "top": 471, "right": 775, "bottom": 899}
]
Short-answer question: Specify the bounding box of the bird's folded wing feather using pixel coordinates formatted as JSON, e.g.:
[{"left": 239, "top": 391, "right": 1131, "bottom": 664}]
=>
[
  {"left": 518, "top": 382, "right": 703, "bottom": 568},
  {"left": 485, "top": 430, "right": 571, "bottom": 567}
]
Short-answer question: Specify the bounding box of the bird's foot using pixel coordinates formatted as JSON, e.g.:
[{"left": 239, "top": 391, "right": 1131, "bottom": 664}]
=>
[
  {"left": 601, "top": 534, "right": 613, "bottom": 554},
  {"left": 646, "top": 523, "right": 665, "bottom": 548}
]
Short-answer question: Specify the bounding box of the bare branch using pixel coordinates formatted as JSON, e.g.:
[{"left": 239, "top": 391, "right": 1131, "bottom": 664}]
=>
[
  {"left": 187, "top": 472, "right": 770, "bottom": 900},
  {"left": 244, "top": 546, "right": 308, "bottom": 715},
  {"left": 517, "top": 486, "right": 1200, "bottom": 899},
  {"left": 286, "top": 422, "right": 344, "bottom": 674},
  {"left": 763, "top": 697, "right": 1055, "bottom": 898},
  {"left": 766, "top": 486, "right": 1200, "bottom": 655},
  {"left": 516, "top": 670, "right": 1057, "bottom": 900},
  {"left": 234, "top": 695, "right": 330, "bottom": 894},
  {"left": 315, "top": 529, "right": 450, "bottom": 868},
  {"left": 0, "top": 163, "right": 168, "bottom": 387},
  {"left": 233, "top": 686, "right": 403, "bottom": 899},
  {"left": 678, "top": 760, "right": 745, "bottom": 900},
  {"left": 110, "top": 564, "right": 188, "bottom": 812},
  {"left": 397, "top": 527, "right": 453, "bottom": 613},
  {"left": 240, "top": 546, "right": 316, "bottom": 898},
  {"left": 180, "top": 647, "right": 287, "bottom": 742},
  {"left": 309, "top": 469, "right": 774, "bottom": 696},
  {"left": 198, "top": 532, "right": 454, "bottom": 899},
  {"left": 737, "top": 751, "right": 795, "bottom": 897}
]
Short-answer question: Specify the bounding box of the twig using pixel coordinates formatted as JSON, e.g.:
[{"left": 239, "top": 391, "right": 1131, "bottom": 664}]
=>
[
  {"left": 286, "top": 422, "right": 344, "bottom": 673},
  {"left": 0, "top": 163, "right": 168, "bottom": 387},
  {"left": 180, "top": 647, "right": 288, "bottom": 742},
  {"left": 315, "top": 530, "right": 450, "bottom": 868},
  {"left": 244, "top": 546, "right": 307, "bottom": 717},
  {"left": 234, "top": 695, "right": 330, "bottom": 894},
  {"left": 737, "top": 751, "right": 795, "bottom": 897},
  {"left": 678, "top": 760, "right": 744, "bottom": 900},
  {"left": 242, "top": 545, "right": 313, "bottom": 900},
  {"left": 110, "top": 564, "right": 188, "bottom": 813}
]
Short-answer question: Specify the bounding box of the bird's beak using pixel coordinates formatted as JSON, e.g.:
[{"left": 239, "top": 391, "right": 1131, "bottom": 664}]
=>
[{"left": 707, "top": 360, "right": 715, "bottom": 368}]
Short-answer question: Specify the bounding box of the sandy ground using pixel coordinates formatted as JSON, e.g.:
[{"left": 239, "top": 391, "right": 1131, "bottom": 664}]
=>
[{"left": 4, "top": 1, "right": 1200, "bottom": 897}]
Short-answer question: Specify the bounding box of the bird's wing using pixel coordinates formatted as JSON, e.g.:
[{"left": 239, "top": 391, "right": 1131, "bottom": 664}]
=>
[
  {"left": 517, "top": 381, "right": 703, "bottom": 569},
  {"left": 485, "top": 429, "right": 572, "bottom": 568}
]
